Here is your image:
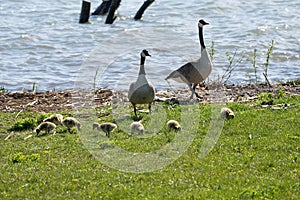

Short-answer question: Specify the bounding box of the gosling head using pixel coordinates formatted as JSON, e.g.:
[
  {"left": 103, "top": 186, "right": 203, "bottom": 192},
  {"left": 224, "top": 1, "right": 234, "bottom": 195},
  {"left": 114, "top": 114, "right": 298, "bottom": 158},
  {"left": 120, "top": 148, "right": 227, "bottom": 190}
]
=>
[
  {"left": 198, "top": 19, "right": 209, "bottom": 27},
  {"left": 141, "top": 49, "right": 151, "bottom": 57}
]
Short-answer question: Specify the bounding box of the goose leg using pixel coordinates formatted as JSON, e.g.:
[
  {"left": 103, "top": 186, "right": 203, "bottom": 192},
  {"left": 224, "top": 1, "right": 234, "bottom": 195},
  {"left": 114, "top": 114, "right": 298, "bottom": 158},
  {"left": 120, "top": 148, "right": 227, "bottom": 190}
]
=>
[
  {"left": 133, "top": 104, "right": 137, "bottom": 117},
  {"left": 189, "top": 83, "right": 195, "bottom": 99},
  {"left": 148, "top": 103, "right": 152, "bottom": 114}
]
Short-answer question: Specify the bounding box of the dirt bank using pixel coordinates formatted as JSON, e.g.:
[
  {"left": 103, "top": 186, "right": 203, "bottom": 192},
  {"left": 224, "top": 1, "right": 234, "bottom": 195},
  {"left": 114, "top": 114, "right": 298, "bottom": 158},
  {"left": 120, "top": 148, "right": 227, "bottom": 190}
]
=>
[{"left": 1, "top": 82, "right": 299, "bottom": 113}]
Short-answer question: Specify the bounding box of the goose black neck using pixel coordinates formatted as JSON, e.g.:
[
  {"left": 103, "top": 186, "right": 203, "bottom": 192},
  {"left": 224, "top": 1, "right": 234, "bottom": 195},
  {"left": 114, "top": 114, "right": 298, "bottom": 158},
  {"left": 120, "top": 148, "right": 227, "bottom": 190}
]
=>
[
  {"left": 139, "top": 56, "right": 146, "bottom": 75},
  {"left": 198, "top": 26, "right": 205, "bottom": 50}
]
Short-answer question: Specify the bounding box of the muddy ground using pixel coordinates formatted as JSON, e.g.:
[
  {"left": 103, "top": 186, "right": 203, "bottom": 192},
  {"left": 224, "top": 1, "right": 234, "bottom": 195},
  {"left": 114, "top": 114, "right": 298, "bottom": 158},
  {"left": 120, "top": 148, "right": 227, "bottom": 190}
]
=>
[{"left": 1, "top": 82, "right": 299, "bottom": 113}]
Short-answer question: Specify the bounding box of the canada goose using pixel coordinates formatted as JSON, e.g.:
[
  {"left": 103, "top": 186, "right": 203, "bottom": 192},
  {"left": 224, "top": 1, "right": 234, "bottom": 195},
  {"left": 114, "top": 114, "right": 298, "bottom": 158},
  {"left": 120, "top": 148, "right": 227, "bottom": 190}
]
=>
[
  {"left": 220, "top": 107, "right": 235, "bottom": 119},
  {"left": 128, "top": 49, "right": 155, "bottom": 117},
  {"left": 62, "top": 117, "right": 81, "bottom": 132},
  {"left": 99, "top": 122, "right": 117, "bottom": 137},
  {"left": 43, "top": 114, "right": 63, "bottom": 125},
  {"left": 167, "top": 120, "right": 181, "bottom": 131},
  {"left": 130, "top": 121, "right": 144, "bottom": 135},
  {"left": 34, "top": 122, "right": 56, "bottom": 135},
  {"left": 165, "top": 19, "right": 212, "bottom": 99}
]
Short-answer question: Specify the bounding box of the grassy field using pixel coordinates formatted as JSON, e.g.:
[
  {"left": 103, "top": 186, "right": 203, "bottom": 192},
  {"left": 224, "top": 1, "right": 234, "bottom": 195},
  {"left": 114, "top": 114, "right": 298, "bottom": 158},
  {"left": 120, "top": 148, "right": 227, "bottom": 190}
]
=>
[{"left": 0, "top": 92, "right": 299, "bottom": 199}]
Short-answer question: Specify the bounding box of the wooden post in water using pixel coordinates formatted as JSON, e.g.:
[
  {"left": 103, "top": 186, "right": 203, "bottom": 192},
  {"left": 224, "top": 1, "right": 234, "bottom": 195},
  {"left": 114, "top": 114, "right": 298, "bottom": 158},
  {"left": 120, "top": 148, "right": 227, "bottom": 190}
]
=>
[
  {"left": 79, "top": 0, "right": 91, "bottom": 23},
  {"left": 105, "top": 0, "right": 121, "bottom": 24},
  {"left": 134, "top": 0, "right": 155, "bottom": 20},
  {"left": 92, "top": 0, "right": 112, "bottom": 16}
]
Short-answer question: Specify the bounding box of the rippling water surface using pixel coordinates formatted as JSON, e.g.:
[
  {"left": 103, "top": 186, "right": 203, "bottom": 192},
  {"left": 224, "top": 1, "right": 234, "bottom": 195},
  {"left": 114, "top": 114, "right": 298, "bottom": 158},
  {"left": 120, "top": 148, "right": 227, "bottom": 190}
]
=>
[{"left": 1, "top": 0, "right": 299, "bottom": 91}]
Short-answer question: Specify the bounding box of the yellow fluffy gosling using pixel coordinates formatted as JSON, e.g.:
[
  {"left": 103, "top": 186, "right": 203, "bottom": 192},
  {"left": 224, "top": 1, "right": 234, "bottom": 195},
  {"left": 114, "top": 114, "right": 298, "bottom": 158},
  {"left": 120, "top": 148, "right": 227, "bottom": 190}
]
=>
[
  {"left": 43, "top": 113, "right": 63, "bottom": 125},
  {"left": 62, "top": 117, "right": 81, "bottom": 132},
  {"left": 99, "top": 122, "right": 117, "bottom": 138},
  {"left": 130, "top": 121, "right": 144, "bottom": 135},
  {"left": 167, "top": 120, "right": 181, "bottom": 131},
  {"left": 34, "top": 122, "right": 56, "bottom": 135},
  {"left": 220, "top": 107, "right": 235, "bottom": 119},
  {"left": 93, "top": 122, "right": 100, "bottom": 130}
]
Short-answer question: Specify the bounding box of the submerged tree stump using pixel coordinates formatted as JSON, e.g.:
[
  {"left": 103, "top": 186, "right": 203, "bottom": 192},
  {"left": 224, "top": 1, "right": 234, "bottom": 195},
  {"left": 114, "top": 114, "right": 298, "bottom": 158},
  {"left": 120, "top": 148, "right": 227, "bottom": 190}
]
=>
[
  {"left": 105, "top": 0, "right": 121, "bottom": 24},
  {"left": 134, "top": 0, "right": 155, "bottom": 20},
  {"left": 92, "top": 0, "right": 112, "bottom": 16},
  {"left": 79, "top": 0, "right": 91, "bottom": 23}
]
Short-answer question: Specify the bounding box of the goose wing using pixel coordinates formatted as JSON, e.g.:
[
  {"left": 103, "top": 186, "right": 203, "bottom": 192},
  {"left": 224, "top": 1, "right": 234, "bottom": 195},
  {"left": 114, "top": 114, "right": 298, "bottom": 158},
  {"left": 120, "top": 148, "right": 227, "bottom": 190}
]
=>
[
  {"left": 128, "top": 82, "right": 135, "bottom": 99},
  {"left": 128, "top": 75, "right": 155, "bottom": 104},
  {"left": 165, "top": 62, "right": 196, "bottom": 84},
  {"left": 165, "top": 48, "right": 212, "bottom": 84},
  {"left": 191, "top": 48, "right": 212, "bottom": 80}
]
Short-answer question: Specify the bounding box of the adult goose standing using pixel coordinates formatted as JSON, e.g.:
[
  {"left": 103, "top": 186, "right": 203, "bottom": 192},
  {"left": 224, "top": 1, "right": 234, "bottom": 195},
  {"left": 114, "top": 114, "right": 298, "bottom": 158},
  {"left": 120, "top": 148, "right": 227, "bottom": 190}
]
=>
[
  {"left": 128, "top": 49, "right": 155, "bottom": 117},
  {"left": 165, "top": 19, "right": 212, "bottom": 99}
]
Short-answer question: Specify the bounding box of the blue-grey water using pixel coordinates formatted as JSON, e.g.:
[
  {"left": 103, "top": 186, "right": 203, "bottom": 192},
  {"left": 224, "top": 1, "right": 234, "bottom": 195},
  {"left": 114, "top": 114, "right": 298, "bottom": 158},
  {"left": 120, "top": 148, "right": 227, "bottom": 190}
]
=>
[{"left": 0, "top": 0, "right": 299, "bottom": 91}]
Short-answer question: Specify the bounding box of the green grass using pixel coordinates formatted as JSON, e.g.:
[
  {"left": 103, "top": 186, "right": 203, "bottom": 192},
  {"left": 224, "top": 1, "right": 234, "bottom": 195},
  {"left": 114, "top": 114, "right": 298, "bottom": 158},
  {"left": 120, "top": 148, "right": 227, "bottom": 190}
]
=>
[{"left": 0, "top": 96, "right": 299, "bottom": 199}]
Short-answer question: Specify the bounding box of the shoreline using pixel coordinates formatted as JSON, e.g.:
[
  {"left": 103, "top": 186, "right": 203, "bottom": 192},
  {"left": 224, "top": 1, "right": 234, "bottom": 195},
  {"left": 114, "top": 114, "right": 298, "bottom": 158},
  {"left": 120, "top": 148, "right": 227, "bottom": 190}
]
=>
[{"left": 1, "top": 82, "right": 299, "bottom": 113}]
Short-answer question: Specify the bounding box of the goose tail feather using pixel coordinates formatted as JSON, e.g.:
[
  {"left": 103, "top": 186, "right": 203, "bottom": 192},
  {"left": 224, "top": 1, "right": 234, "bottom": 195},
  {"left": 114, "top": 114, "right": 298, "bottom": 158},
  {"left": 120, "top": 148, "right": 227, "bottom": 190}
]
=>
[{"left": 165, "top": 70, "right": 189, "bottom": 83}]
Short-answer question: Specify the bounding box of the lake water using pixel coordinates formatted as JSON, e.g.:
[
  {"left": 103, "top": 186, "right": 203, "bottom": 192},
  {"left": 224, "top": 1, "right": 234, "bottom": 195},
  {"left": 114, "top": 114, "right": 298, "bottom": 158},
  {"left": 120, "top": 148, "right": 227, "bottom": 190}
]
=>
[{"left": 1, "top": 0, "right": 299, "bottom": 92}]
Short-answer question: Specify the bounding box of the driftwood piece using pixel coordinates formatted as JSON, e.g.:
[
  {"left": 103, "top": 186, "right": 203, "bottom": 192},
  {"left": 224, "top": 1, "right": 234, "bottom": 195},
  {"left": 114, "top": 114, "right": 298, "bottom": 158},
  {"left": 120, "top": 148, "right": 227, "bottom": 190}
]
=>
[
  {"left": 105, "top": 0, "right": 121, "bottom": 24},
  {"left": 79, "top": 0, "right": 91, "bottom": 23},
  {"left": 92, "top": 0, "right": 112, "bottom": 15},
  {"left": 4, "top": 133, "right": 14, "bottom": 141},
  {"left": 134, "top": 0, "right": 155, "bottom": 20},
  {"left": 24, "top": 134, "right": 33, "bottom": 140},
  {"left": 15, "top": 109, "right": 23, "bottom": 119}
]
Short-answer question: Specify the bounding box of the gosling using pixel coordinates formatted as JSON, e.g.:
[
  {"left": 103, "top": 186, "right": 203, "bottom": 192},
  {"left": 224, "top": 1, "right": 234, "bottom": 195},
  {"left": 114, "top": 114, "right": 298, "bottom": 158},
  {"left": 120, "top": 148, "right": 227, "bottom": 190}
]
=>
[
  {"left": 130, "top": 121, "right": 144, "bottom": 135},
  {"left": 167, "top": 120, "right": 181, "bottom": 131},
  {"left": 34, "top": 122, "right": 56, "bottom": 135},
  {"left": 43, "top": 113, "right": 63, "bottom": 125},
  {"left": 93, "top": 122, "right": 101, "bottom": 130},
  {"left": 99, "top": 122, "right": 117, "bottom": 138},
  {"left": 220, "top": 107, "right": 235, "bottom": 119},
  {"left": 62, "top": 117, "right": 81, "bottom": 132}
]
